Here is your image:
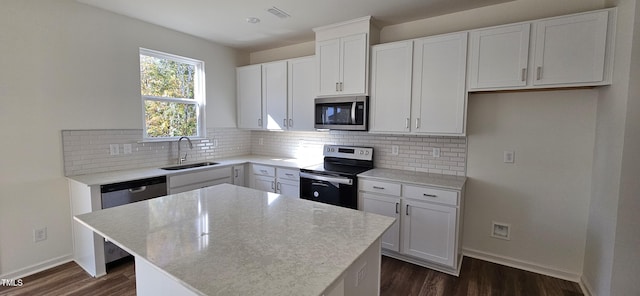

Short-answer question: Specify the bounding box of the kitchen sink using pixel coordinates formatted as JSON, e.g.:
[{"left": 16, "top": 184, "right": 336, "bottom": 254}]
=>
[{"left": 161, "top": 162, "right": 219, "bottom": 170}]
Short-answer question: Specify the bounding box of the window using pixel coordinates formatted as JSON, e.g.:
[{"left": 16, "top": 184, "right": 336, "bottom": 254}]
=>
[{"left": 139, "top": 48, "right": 205, "bottom": 139}]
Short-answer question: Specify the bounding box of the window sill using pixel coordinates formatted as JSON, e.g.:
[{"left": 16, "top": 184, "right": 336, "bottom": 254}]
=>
[{"left": 137, "top": 137, "right": 208, "bottom": 143}]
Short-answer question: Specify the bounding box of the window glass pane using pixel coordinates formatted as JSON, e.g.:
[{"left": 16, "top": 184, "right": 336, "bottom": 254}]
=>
[
  {"left": 140, "top": 55, "right": 195, "bottom": 99},
  {"left": 145, "top": 100, "right": 197, "bottom": 137}
]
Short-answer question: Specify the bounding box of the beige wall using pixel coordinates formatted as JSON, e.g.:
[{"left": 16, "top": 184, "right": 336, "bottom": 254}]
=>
[
  {"left": 249, "top": 41, "right": 315, "bottom": 64},
  {"left": 0, "top": 0, "right": 238, "bottom": 277}
]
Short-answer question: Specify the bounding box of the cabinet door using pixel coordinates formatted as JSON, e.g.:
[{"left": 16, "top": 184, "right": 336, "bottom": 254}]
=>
[
  {"left": 276, "top": 178, "right": 300, "bottom": 198},
  {"left": 468, "top": 23, "right": 530, "bottom": 89},
  {"left": 412, "top": 32, "right": 467, "bottom": 135},
  {"left": 237, "top": 64, "right": 263, "bottom": 129},
  {"left": 340, "top": 33, "right": 368, "bottom": 95},
  {"left": 317, "top": 38, "right": 341, "bottom": 96},
  {"left": 402, "top": 199, "right": 457, "bottom": 267},
  {"left": 232, "top": 165, "right": 245, "bottom": 187},
  {"left": 263, "top": 61, "right": 288, "bottom": 130},
  {"left": 253, "top": 175, "right": 275, "bottom": 193},
  {"left": 370, "top": 41, "right": 413, "bottom": 133},
  {"left": 288, "top": 57, "right": 315, "bottom": 131},
  {"left": 361, "top": 193, "right": 401, "bottom": 252},
  {"left": 532, "top": 11, "right": 608, "bottom": 86}
]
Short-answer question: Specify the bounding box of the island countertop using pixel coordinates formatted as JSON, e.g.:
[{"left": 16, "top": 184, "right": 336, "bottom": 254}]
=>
[{"left": 74, "top": 184, "right": 395, "bottom": 296}]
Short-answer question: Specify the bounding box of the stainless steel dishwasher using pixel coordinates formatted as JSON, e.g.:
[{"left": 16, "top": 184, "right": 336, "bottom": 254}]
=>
[{"left": 100, "top": 176, "right": 167, "bottom": 264}]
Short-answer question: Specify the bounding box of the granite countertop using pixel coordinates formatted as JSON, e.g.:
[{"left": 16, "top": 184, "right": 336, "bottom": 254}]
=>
[
  {"left": 75, "top": 184, "right": 395, "bottom": 296},
  {"left": 67, "top": 155, "right": 323, "bottom": 186},
  {"left": 358, "top": 168, "right": 467, "bottom": 190}
]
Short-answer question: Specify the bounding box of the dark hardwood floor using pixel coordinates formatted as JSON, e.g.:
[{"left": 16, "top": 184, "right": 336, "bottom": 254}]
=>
[{"left": 0, "top": 256, "right": 582, "bottom": 296}]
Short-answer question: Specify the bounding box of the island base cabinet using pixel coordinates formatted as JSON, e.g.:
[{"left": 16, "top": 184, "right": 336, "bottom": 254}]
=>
[{"left": 136, "top": 257, "right": 198, "bottom": 296}]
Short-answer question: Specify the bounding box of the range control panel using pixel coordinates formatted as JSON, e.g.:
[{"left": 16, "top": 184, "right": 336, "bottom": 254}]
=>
[{"left": 323, "top": 145, "right": 373, "bottom": 161}]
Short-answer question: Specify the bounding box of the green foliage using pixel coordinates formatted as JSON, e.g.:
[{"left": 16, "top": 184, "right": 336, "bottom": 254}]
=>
[
  {"left": 140, "top": 54, "right": 198, "bottom": 137},
  {"left": 140, "top": 55, "right": 195, "bottom": 99},
  {"left": 145, "top": 101, "right": 197, "bottom": 137}
]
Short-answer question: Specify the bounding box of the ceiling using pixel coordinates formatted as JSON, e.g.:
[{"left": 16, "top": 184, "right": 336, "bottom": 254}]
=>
[{"left": 77, "top": 0, "right": 512, "bottom": 52}]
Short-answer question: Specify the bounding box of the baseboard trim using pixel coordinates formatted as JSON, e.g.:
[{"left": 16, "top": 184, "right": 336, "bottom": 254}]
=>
[
  {"left": 580, "top": 274, "right": 595, "bottom": 296},
  {"left": 0, "top": 254, "right": 73, "bottom": 280},
  {"left": 462, "top": 248, "right": 581, "bottom": 283}
]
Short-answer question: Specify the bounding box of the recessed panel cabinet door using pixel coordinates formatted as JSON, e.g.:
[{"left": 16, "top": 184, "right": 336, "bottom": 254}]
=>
[
  {"left": 340, "top": 33, "right": 368, "bottom": 95},
  {"left": 370, "top": 41, "right": 413, "bottom": 133},
  {"left": 402, "top": 199, "right": 457, "bottom": 267},
  {"left": 236, "top": 64, "right": 263, "bottom": 129},
  {"left": 412, "top": 32, "right": 467, "bottom": 135},
  {"left": 288, "top": 57, "right": 315, "bottom": 131},
  {"left": 532, "top": 11, "right": 608, "bottom": 86},
  {"left": 316, "top": 38, "right": 341, "bottom": 96},
  {"left": 361, "top": 193, "right": 401, "bottom": 252},
  {"left": 263, "top": 61, "right": 288, "bottom": 130},
  {"left": 468, "top": 23, "right": 530, "bottom": 89},
  {"left": 253, "top": 175, "right": 275, "bottom": 193},
  {"left": 276, "top": 179, "right": 300, "bottom": 198}
]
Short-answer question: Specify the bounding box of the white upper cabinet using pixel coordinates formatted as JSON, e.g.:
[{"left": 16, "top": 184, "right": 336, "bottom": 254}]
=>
[
  {"left": 236, "top": 64, "right": 263, "bottom": 129},
  {"left": 468, "top": 23, "right": 530, "bottom": 89},
  {"left": 262, "top": 61, "right": 288, "bottom": 130},
  {"left": 317, "top": 33, "right": 368, "bottom": 96},
  {"left": 467, "top": 9, "right": 613, "bottom": 91},
  {"left": 287, "top": 56, "right": 316, "bottom": 131},
  {"left": 370, "top": 41, "right": 413, "bottom": 133},
  {"left": 532, "top": 10, "right": 609, "bottom": 86},
  {"left": 412, "top": 32, "right": 468, "bottom": 135}
]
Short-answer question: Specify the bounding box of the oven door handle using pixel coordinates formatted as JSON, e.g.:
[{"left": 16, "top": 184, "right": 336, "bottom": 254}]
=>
[{"left": 300, "top": 172, "right": 353, "bottom": 185}]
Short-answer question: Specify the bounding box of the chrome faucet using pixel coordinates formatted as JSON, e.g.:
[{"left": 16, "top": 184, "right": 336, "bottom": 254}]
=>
[{"left": 177, "top": 136, "right": 193, "bottom": 164}]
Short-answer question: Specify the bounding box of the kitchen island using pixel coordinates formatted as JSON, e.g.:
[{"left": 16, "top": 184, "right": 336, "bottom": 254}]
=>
[{"left": 74, "top": 184, "right": 395, "bottom": 296}]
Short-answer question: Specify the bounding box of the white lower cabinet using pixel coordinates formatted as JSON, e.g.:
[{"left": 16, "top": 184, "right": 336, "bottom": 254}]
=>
[
  {"left": 251, "top": 164, "right": 300, "bottom": 198},
  {"left": 359, "top": 177, "right": 464, "bottom": 276}
]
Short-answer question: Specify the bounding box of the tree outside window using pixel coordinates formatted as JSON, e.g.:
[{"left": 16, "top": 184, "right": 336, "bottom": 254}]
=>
[{"left": 140, "top": 48, "right": 205, "bottom": 139}]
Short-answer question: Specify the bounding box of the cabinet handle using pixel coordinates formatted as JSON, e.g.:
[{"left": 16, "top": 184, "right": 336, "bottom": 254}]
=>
[
  {"left": 521, "top": 68, "right": 527, "bottom": 81},
  {"left": 536, "top": 66, "right": 542, "bottom": 80},
  {"left": 372, "top": 186, "right": 385, "bottom": 190},
  {"left": 423, "top": 193, "right": 437, "bottom": 198},
  {"left": 405, "top": 118, "right": 410, "bottom": 129},
  {"left": 258, "top": 118, "right": 262, "bottom": 127},
  {"left": 277, "top": 182, "right": 281, "bottom": 190},
  {"left": 260, "top": 170, "right": 268, "bottom": 174},
  {"left": 406, "top": 204, "right": 410, "bottom": 216},
  {"left": 415, "top": 118, "right": 420, "bottom": 129},
  {"left": 395, "top": 202, "right": 399, "bottom": 214},
  {"left": 340, "top": 82, "right": 343, "bottom": 91},
  {"left": 289, "top": 119, "right": 293, "bottom": 127},
  {"left": 283, "top": 118, "right": 287, "bottom": 127},
  {"left": 271, "top": 181, "right": 275, "bottom": 190},
  {"left": 285, "top": 173, "right": 294, "bottom": 177},
  {"left": 336, "top": 82, "right": 339, "bottom": 92},
  {"left": 234, "top": 169, "right": 239, "bottom": 178}
]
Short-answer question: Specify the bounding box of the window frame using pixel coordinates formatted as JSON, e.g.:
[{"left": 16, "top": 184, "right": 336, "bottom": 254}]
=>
[{"left": 139, "top": 48, "right": 206, "bottom": 141}]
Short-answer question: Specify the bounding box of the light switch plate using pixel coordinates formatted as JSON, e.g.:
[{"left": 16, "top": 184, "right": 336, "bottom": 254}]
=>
[
  {"left": 123, "top": 144, "right": 132, "bottom": 154},
  {"left": 503, "top": 150, "right": 515, "bottom": 163},
  {"left": 433, "top": 147, "right": 441, "bottom": 158}
]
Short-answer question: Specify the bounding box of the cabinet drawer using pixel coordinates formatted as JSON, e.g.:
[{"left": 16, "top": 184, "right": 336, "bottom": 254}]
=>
[
  {"left": 402, "top": 185, "right": 458, "bottom": 206},
  {"left": 169, "top": 167, "right": 232, "bottom": 189},
  {"left": 169, "top": 178, "right": 232, "bottom": 194},
  {"left": 359, "top": 179, "right": 401, "bottom": 196},
  {"left": 277, "top": 168, "right": 299, "bottom": 181},
  {"left": 252, "top": 164, "right": 275, "bottom": 177}
]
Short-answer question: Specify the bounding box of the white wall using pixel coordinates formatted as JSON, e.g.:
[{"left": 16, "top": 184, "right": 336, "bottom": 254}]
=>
[
  {"left": 583, "top": 0, "right": 640, "bottom": 295},
  {"left": 249, "top": 41, "right": 315, "bottom": 64},
  {"left": 0, "top": 0, "right": 238, "bottom": 277}
]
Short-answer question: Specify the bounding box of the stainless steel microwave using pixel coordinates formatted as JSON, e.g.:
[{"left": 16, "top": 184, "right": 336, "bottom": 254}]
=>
[{"left": 314, "top": 96, "right": 368, "bottom": 131}]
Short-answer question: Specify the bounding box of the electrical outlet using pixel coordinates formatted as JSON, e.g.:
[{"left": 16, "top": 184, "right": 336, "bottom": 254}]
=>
[
  {"left": 433, "top": 147, "right": 441, "bottom": 158},
  {"left": 503, "top": 150, "right": 515, "bottom": 163},
  {"left": 213, "top": 139, "right": 219, "bottom": 148},
  {"left": 259, "top": 138, "right": 264, "bottom": 145},
  {"left": 123, "top": 144, "right": 132, "bottom": 154},
  {"left": 109, "top": 144, "right": 119, "bottom": 155},
  {"left": 355, "top": 262, "right": 367, "bottom": 287},
  {"left": 34, "top": 227, "right": 47, "bottom": 242},
  {"left": 391, "top": 145, "right": 399, "bottom": 155}
]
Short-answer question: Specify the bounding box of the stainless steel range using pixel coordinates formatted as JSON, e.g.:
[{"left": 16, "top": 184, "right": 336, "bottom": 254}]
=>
[{"left": 299, "top": 145, "right": 373, "bottom": 209}]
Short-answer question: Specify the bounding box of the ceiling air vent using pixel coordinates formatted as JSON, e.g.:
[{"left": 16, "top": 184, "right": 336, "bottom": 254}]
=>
[{"left": 267, "top": 6, "right": 291, "bottom": 19}]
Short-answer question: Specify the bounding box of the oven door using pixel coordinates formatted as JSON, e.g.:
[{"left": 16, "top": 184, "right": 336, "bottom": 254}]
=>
[{"left": 299, "top": 172, "right": 357, "bottom": 209}]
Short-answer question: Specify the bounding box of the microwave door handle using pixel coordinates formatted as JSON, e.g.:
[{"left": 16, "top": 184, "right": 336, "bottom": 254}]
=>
[{"left": 351, "top": 102, "right": 356, "bottom": 124}]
